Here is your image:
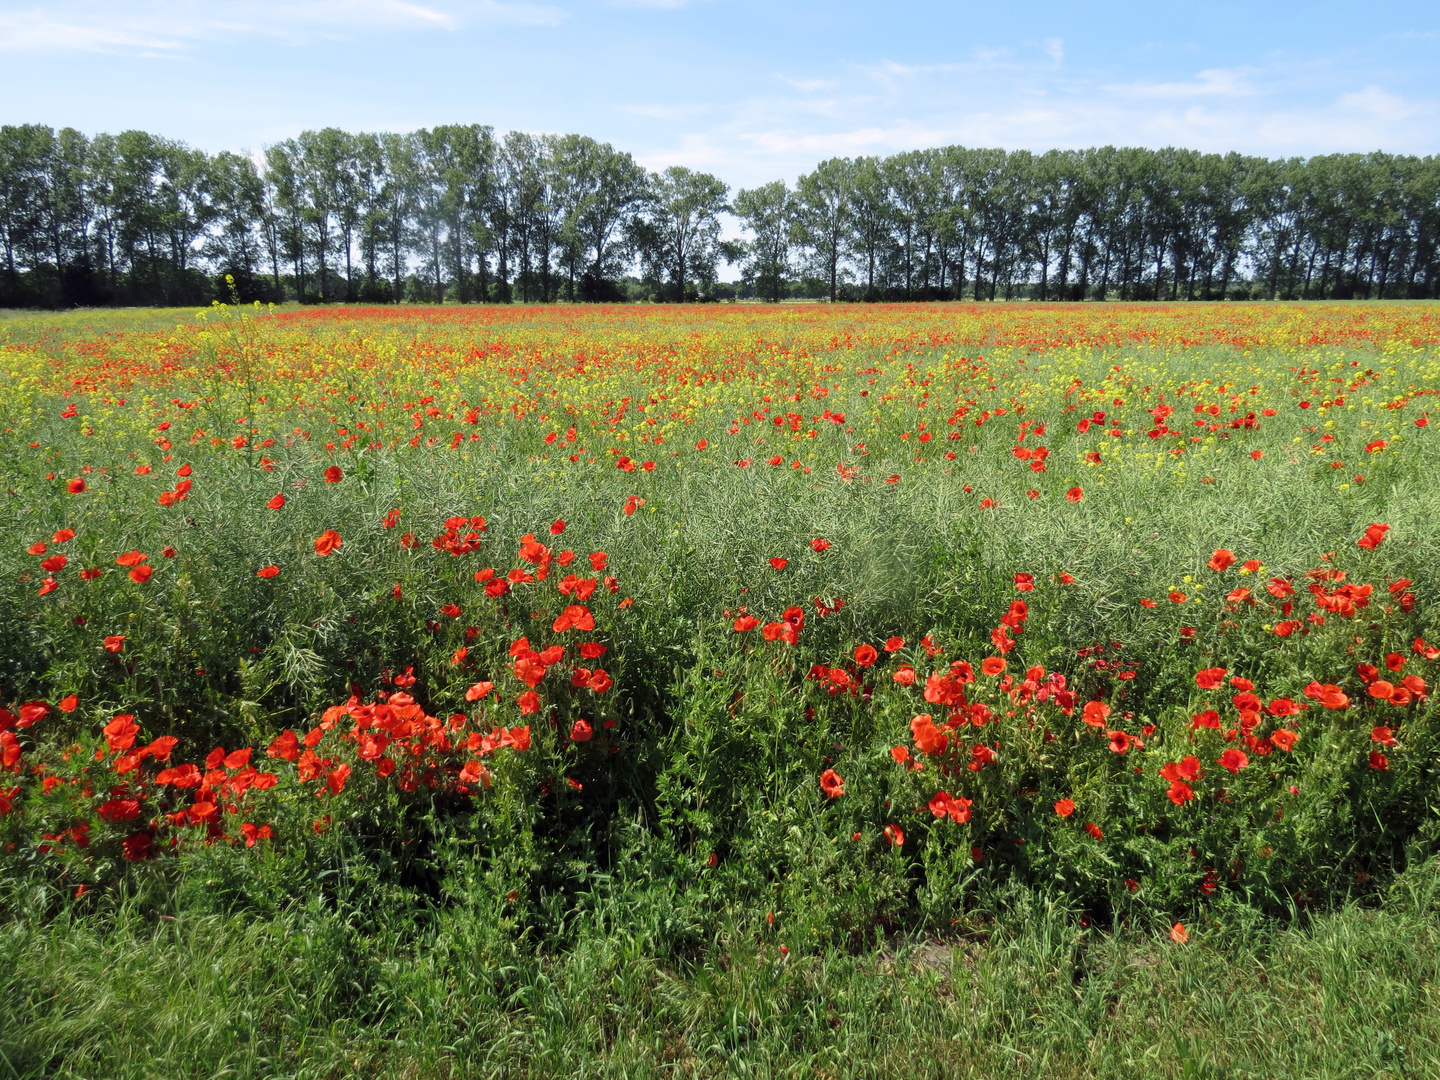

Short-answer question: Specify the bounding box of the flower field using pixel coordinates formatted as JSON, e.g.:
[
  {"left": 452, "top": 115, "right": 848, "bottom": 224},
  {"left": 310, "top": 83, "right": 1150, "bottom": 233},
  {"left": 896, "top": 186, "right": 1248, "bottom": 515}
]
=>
[{"left": 3, "top": 300, "right": 1440, "bottom": 934}]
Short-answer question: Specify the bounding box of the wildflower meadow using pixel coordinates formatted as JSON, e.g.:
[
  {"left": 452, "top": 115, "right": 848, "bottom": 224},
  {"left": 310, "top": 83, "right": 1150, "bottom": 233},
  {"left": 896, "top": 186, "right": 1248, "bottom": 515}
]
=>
[{"left": 4, "top": 299, "right": 1440, "bottom": 1078}]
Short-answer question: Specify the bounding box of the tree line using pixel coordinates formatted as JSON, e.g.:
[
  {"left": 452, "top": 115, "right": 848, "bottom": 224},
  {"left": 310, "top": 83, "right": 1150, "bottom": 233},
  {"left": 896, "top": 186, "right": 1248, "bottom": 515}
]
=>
[{"left": 2, "top": 122, "right": 1438, "bottom": 308}]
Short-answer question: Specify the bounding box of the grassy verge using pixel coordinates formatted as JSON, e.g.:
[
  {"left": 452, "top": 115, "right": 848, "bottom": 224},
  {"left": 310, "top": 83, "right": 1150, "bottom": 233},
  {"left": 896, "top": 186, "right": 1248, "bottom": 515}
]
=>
[{"left": 3, "top": 866, "right": 1439, "bottom": 1079}]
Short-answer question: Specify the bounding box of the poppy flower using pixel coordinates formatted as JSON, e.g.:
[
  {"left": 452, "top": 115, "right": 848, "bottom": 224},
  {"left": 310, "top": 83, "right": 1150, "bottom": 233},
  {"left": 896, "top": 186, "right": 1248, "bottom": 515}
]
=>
[
  {"left": 769, "top": 557, "right": 788, "bottom": 570},
  {"left": 314, "top": 529, "right": 342, "bottom": 556},
  {"left": 1369, "top": 750, "right": 1389, "bottom": 770},
  {"left": 266, "top": 493, "right": 285, "bottom": 509},
  {"left": 1207, "top": 549, "right": 1236, "bottom": 572},
  {"left": 910, "top": 714, "right": 948, "bottom": 756},
  {"left": 890, "top": 746, "right": 910, "bottom": 763},
  {"left": 883, "top": 636, "right": 904, "bottom": 652},
  {"left": 1082, "top": 701, "right": 1111, "bottom": 728},
  {"left": 980, "top": 657, "right": 1005, "bottom": 677},
  {"left": 115, "top": 551, "right": 146, "bottom": 567},
  {"left": 128, "top": 565, "right": 153, "bottom": 584},
  {"left": 854, "top": 644, "right": 878, "bottom": 667},
  {"left": 1065, "top": 487, "right": 1083, "bottom": 502},
  {"left": 553, "top": 605, "right": 595, "bottom": 633},
  {"left": 66, "top": 478, "right": 86, "bottom": 494},
  {"left": 1217, "top": 748, "right": 1249, "bottom": 774},
  {"left": 570, "top": 719, "right": 594, "bottom": 742},
  {"left": 1357, "top": 523, "right": 1390, "bottom": 551},
  {"left": 810, "top": 538, "right": 830, "bottom": 553},
  {"left": 1195, "top": 668, "right": 1227, "bottom": 690},
  {"left": 1372, "top": 726, "right": 1397, "bottom": 747},
  {"left": 1054, "top": 798, "right": 1075, "bottom": 818},
  {"left": 550, "top": 519, "right": 566, "bottom": 535},
  {"left": 103, "top": 635, "right": 125, "bottom": 653},
  {"left": 1269, "top": 728, "right": 1298, "bottom": 752},
  {"left": 928, "top": 791, "right": 972, "bottom": 822},
  {"left": 883, "top": 824, "right": 904, "bottom": 847},
  {"left": 819, "top": 769, "right": 845, "bottom": 798},
  {"left": 732, "top": 614, "right": 759, "bottom": 632},
  {"left": 1084, "top": 822, "right": 1104, "bottom": 840},
  {"left": 893, "top": 666, "right": 916, "bottom": 685},
  {"left": 1166, "top": 779, "right": 1196, "bottom": 804},
  {"left": 1170, "top": 923, "right": 1189, "bottom": 944},
  {"left": 465, "top": 681, "right": 494, "bottom": 702},
  {"left": 323, "top": 466, "right": 343, "bottom": 483},
  {"left": 256, "top": 565, "right": 280, "bottom": 578}
]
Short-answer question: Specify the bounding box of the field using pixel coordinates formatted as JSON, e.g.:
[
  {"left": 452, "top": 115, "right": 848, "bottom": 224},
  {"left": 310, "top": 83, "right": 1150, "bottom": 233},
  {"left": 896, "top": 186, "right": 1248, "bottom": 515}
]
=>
[{"left": 3, "top": 300, "right": 1440, "bottom": 1077}]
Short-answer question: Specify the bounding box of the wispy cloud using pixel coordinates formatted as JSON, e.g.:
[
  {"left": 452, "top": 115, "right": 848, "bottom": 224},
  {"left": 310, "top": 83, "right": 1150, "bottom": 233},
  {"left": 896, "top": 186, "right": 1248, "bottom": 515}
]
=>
[
  {"left": 1104, "top": 67, "right": 1260, "bottom": 99},
  {"left": 0, "top": 0, "right": 565, "bottom": 54}
]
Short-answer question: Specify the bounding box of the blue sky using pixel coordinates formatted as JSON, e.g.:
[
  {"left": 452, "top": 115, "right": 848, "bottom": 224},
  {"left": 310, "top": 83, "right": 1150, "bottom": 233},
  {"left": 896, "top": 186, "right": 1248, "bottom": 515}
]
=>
[{"left": 1, "top": 0, "right": 1436, "bottom": 189}]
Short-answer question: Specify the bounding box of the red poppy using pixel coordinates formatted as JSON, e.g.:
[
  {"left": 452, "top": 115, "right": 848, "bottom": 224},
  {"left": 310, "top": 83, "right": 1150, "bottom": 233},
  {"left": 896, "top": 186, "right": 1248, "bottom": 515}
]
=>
[
  {"left": 883, "top": 824, "right": 905, "bottom": 847},
  {"left": 1014, "top": 573, "right": 1034, "bottom": 591},
  {"left": 1372, "top": 726, "right": 1397, "bottom": 747},
  {"left": 810, "top": 538, "right": 830, "bottom": 552},
  {"left": 980, "top": 657, "right": 1005, "bottom": 677},
  {"left": 910, "top": 714, "right": 948, "bottom": 756},
  {"left": 1065, "top": 487, "right": 1083, "bottom": 502},
  {"left": 102, "top": 635, "right": 125, "bottom": 653},
  {"left": 1082, "top": 701, "right": 1111, "bottom": 728},
  {"left": 266, "top": 493, "right": 285, "bottom": 509},
  {"left": 733, "top": 614, "right": 759, "bottom": 632},
  {"left": 314, "top": 530, "right": 342, "bottom": 556},
  {"left": 1207, "top": 549, "right": 1236, "bottom": 572},
  {"left": 883, "top": 636, "right": 904, "bottom": 652},
  {"left": 769, "top": 557, "right": 788, "bottom": 570},
  {"left": 39, "top": 554, "right": 67, "bottom": 572},
  {"left": 1369, "top": 750, "right": 1389, "bottom": 770},
  {"left": 854, "top": 644, "right": 878, "bottom": 667},
  {"left": 128, "top": 565, "right": 153, "bottom": 584},
  {"left": 1195, "top": 668, "right": 1227, "bottom": 690},
  {"left": 326, "top": 763, "right": 351, "bottom": 794},
  {"left": 66, "top": 478, "right": 86, "bottom": 494},
  {"left": 550, "top": 519, "right": 566, "bottom": 535},
  {"left": 928, "top": 791, "right": 972, "bottom": 823},
  {"left": 819, "top": 768, "right": 845, "bottom": 798},
  {"left": 553, "top": 605, "right": 595, "bottom": 633},
  {"left": 570, "top": 719, "right": 593, "bottom": 742},
  {"left": 1054, "top": 798, "right": 1075, "bottom": 818},
  {"left": 1084, "top": 822, "right": 1104, "bottom": 840},
  {"left": 465, "top": 681, "right": 494, "bottom": 701},
  {"left": 1357, "top": 523, "right": 1390, "bottom": 551},
  {"left": 1170, "top": 923, "right": 1189, "bottom": 944},
  {"left": 1217, "top": 748, "right": 1249, "bottom": 774},
  {"left": 323, "top": 466, "right": 343, "bottom": 483},
  {"left": 116, "top": 551, "right": 146, "bottom": 567},
  {"left": 1269, "top": 728, "right": 1298, "bottom": 752}
]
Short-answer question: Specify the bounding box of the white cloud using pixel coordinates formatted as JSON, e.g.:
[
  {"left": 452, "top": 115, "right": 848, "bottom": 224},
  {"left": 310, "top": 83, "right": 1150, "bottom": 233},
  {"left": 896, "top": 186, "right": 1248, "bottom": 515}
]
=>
[
  {"left": 1104, "top": 67, "right": 1260, "bottom": 99},
  {"left": 0, "top": 0, "right": 564, "bottom": 54}
]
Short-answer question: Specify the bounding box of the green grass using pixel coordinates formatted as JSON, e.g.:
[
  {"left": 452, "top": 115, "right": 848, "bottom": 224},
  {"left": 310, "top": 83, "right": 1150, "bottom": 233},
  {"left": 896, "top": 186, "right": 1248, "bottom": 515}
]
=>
[{"left": 3, "top": 865, "right": 1440, "bottom": 1079}]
